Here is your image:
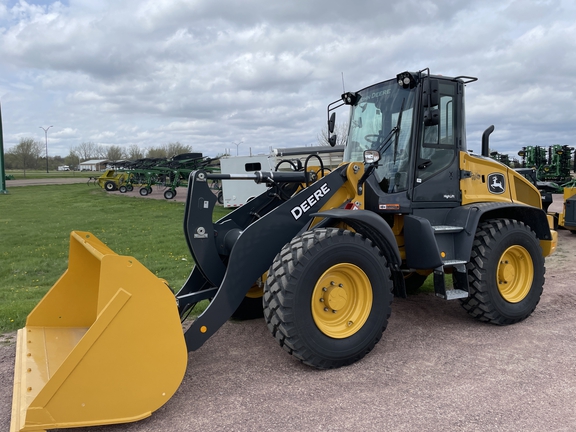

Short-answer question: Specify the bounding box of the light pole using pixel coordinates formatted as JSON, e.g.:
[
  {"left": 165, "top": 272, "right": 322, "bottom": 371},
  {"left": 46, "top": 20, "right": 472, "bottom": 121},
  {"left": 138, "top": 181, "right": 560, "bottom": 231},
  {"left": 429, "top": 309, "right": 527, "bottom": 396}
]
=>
[
  {"left": 0, "top": 102, "right": 7, "bottom": 194},
  {"left": 232, "top": 140, "right": 243, "bottom": 156},
  {"left": 39, "top": 125, "right": 53, "bottom": 173}
]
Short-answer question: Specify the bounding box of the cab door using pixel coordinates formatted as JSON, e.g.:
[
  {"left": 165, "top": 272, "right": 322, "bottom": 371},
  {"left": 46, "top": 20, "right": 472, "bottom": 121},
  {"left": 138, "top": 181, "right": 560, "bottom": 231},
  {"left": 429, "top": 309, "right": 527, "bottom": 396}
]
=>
[{"left": 411, "top": 80, "right": 461, "bottom": 205}]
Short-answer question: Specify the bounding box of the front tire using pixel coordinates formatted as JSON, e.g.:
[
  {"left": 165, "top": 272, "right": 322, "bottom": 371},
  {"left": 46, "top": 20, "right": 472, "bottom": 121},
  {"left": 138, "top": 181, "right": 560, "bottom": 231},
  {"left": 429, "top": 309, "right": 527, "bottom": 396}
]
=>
[
  {"left": 461, "top": 218, "right": 545, "bottom": 325},
  {"left": 263, "top": 228, "right": 393, "bottom": 369},
  {"left": 104, "top": 181, "right": 116, "bottom": 191}
]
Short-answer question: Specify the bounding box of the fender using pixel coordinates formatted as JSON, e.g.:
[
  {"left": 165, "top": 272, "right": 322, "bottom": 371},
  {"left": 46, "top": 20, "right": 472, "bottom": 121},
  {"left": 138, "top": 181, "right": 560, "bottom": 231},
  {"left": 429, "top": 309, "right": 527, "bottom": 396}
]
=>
[
  {"left": 444, "top": 202, "right": 553, "bottom": 261},
  {"left": 310, "top": 208, "right": 406, "bottom": 297}
]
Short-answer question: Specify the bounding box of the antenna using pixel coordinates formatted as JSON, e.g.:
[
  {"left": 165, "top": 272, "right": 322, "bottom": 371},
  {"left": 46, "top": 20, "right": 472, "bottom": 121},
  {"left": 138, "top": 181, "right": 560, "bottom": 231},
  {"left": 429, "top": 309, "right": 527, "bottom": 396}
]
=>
[{"left": 341, "top": 72, "right": 346, "bottom": 93}]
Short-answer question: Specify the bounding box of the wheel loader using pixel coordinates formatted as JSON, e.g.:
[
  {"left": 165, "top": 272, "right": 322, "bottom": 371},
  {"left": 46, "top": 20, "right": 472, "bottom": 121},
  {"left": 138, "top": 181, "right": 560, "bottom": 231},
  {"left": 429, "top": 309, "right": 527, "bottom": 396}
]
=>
[{"left": 10, "top": 68, "right": 557, "bottom": 432}]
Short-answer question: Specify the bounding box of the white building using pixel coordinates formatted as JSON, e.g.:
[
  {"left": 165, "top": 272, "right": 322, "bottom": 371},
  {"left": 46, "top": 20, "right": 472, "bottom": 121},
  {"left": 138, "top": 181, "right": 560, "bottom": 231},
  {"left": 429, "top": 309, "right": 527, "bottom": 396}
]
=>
[{"left": 79, "top": 159, "right": 109, "bottom": 171}]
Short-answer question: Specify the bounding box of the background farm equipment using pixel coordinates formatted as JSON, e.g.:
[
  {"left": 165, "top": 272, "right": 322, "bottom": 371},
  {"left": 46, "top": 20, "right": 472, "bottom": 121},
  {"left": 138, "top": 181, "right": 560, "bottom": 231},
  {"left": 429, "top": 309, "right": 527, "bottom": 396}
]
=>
[
  {"left": 111, "top": 153, "right": 220, "bottom": 199},
  {"left": 96, "top": 169, "right": 128, "bottom": 191},
  {"left": 519, "top": 145, "right": 575, "bottom": 184}
]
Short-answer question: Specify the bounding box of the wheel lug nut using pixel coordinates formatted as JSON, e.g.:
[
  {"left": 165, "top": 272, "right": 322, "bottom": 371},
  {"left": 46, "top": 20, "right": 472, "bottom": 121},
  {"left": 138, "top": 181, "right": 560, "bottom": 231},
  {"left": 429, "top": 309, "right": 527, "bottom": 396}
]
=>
[
  {"left": 332, "top": 310, "right": 337, "bottom": 314},
  {"left": 324, "top": 307, "right": 329, "bottom": 312},
  {"left": 319, "top": 298, "right": 324, "bottom": 302},
  {"left": 322, "top": 287, "right": 327, "bottom": 292},
  {"left": 330, "top": 281, "right": 335, "bottom": 286},
  {"left": 338, "top": 283, "right": 343, "bottom": 287}
]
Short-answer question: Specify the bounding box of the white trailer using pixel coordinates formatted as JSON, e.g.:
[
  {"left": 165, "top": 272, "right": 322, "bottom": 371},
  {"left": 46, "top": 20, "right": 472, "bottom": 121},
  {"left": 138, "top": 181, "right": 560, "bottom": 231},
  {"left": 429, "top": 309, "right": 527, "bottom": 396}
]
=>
[{"left": 219, "top": 155, "right": 276, "bottom": 208}]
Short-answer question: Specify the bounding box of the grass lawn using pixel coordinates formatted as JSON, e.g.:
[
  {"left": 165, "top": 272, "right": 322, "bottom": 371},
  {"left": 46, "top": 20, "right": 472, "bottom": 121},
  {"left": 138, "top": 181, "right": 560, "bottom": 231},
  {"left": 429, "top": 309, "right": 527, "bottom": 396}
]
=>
[{"left": 0, "top": 184, "right": 229, "bottom": 333}]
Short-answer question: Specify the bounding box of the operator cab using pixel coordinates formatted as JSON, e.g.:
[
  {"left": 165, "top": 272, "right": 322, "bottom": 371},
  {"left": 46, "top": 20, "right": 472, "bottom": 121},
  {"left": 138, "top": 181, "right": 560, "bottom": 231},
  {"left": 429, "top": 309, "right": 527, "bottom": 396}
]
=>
[{"left": 328, "top": 69, "right": 477, "bottom": 213}]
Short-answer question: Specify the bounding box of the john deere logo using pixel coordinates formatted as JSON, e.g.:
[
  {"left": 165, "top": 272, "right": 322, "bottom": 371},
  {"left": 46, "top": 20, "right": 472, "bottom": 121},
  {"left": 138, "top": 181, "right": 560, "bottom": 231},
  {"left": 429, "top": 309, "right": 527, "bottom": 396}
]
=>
[{"left": 488, "top": 173, "right": 505, "bottom": 194}]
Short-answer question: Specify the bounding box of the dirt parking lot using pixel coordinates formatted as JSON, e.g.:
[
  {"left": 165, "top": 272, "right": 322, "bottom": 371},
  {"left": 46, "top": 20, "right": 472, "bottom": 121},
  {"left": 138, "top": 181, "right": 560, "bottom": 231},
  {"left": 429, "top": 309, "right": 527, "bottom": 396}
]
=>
[{"left": 1, "top": 193, "right": 575, "bottom": 432}]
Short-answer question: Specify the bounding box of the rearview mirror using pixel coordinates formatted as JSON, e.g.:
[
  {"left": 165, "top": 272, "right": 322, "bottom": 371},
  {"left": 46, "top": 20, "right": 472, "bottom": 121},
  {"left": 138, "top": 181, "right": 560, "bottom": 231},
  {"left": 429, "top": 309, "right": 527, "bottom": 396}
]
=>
[
  {"left": 328, "top": 112, "right": 336, "bottom": 133},
  {"left": 364, "top": 150, "right": 380, "bottom": 164}
]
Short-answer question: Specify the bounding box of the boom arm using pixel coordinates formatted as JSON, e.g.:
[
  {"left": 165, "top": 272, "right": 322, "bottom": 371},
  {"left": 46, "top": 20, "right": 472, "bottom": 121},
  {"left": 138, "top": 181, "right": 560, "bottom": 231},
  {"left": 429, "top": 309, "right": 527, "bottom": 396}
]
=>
[{"left": 177, "top": 166, "right": 349, "bottom": 351}]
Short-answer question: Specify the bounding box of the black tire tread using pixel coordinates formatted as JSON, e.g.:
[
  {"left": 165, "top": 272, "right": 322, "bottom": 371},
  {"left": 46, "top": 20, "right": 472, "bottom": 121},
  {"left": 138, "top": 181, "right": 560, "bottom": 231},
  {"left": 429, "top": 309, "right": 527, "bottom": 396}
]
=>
[
  {"left": 263, "top": 228, "right": 392, "bottom": 369},
  {"left": 461, "top": 218, "right": 545, "bottom": 325}
]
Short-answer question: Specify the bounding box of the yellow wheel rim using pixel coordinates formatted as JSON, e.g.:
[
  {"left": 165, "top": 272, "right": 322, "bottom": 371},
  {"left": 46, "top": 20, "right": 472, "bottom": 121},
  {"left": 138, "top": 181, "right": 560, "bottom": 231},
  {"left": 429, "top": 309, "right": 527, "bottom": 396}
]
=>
[
  {"left": 311, "top": 263, "right": 373, "bottom": 339},
  {"left": 497, "top": 245, "right": 533, "bottom": 303}
]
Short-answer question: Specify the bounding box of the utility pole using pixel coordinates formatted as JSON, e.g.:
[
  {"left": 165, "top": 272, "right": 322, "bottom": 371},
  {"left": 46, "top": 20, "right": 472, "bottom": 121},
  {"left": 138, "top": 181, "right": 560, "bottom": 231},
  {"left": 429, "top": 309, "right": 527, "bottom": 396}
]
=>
[
  {"left": 39, "top": 125, "right": 53, "bottom": 173},
  {"left": 232, "top": 140, "right": 243, "bottom": 156},
  {"left": 0, "top": 102, "right": 8, "bottom": 194}
]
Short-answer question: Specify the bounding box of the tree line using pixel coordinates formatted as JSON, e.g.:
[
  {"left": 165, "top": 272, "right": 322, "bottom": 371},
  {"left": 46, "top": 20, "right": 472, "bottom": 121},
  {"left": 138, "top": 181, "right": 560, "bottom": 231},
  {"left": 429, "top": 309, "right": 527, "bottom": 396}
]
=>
[
  {"left": 6, "top": 122, "right": 348, "bottom": 175},
  {"left": 4, "top": 139, "right": 193, "bottom": 174}
]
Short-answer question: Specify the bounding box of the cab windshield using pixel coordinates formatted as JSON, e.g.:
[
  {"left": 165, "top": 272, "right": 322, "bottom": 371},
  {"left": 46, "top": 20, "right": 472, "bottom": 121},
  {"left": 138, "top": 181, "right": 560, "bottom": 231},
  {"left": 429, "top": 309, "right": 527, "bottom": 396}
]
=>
[{"left": 343, "top": 80, "right": 417, "bottom": 193}]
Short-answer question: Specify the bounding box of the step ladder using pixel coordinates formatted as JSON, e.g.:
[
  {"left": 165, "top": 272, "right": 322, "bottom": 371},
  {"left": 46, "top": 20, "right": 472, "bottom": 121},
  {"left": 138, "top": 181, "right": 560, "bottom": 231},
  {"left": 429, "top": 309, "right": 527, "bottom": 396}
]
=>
[{"left": 432, "top": 225, "right": 469, "bottom": 300}]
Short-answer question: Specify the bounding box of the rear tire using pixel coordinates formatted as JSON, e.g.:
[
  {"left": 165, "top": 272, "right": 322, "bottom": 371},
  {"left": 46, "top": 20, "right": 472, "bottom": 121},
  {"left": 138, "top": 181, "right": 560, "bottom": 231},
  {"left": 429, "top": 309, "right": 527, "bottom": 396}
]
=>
[
  {"left": 231, "top": 275, "right": 267, "bottom": 320},
  {"left": 126, "top": 184, "right": 134, "bottom": 192},
  {"left": 403, "top": 272, "right": 429, "bottom": 295},
  {"left": 461, "top": 218, "right": 545, "bottom": 325},
  {"left": 119, "top": 185, "right": 127, "bottom": 193},
  {"left": 231, "top": 297, "right": 264, "bottom": 320},
  {"left": 164, "top": 189, "right": 175, "bottom": 200},
  {"left": 263, "top": 228, "right": 393, "bottom": 369},
  {"left": 139, "top": 187, "right": 149, "bottom": 196}
]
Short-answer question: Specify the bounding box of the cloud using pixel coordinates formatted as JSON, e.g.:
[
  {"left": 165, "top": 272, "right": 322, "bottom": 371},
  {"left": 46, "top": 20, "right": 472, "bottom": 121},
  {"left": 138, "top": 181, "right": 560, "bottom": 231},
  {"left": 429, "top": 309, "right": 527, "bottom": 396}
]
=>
[{"left": 0, "top": 0, "right": 576, "bottom": 159}]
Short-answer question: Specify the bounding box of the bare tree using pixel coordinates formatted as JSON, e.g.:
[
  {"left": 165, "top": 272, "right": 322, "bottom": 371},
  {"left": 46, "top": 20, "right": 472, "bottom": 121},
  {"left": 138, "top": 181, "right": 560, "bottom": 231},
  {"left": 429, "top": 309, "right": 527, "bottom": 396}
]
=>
[
  {"left": 146, "top": 142, "right": 193, "bottom": 159},
  {"left": 64, "top": 151, "right": 80, "bottom": 170},
  {"left": 166, "top": 142, "right": 193, "bottom": 157},
  {"left": 105, "top": 145, "right": 124, "bottom": 161},
  {"left": 146, "top": 146, "right": 168, "bottom": 158},
  {"left": 9, "top": 138, "right": 43, "bottom": 177},
  {"left": 317, "top": 122, "right": 348, "bottom": 147},
  {"left": 72, "top": 142, "right": 105, "bottom": 161},
  {"left": 126, "top": 144, "right": 144, "bottom": 160}
]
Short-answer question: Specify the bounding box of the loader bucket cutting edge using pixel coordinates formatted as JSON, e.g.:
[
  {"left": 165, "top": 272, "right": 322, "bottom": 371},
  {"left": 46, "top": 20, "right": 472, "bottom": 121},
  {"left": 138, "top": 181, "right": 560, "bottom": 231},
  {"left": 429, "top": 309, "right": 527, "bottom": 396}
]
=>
[{"left": 10, "top": 231, "right": 188, "bottom": 432}]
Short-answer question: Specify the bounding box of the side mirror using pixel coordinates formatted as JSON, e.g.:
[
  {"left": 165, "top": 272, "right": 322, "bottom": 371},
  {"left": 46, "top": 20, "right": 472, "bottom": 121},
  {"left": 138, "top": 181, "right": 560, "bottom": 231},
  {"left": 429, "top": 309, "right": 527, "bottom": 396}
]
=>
[
  {"left": 364, "top": 150, "right": 380, "bottom": 164},
  {"left": 328, "top": 135, "right": 337, "bottom": 147},
  {"left": 328, "top": 112, "right": 336, "bottom": 134}
]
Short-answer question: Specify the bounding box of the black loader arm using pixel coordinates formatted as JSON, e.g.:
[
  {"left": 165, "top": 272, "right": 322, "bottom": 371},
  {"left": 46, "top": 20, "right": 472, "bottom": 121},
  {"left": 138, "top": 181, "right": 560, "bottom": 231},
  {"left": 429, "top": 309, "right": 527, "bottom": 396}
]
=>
[{"left": 178, "top": 165, "right": 349, "bottom": 351}]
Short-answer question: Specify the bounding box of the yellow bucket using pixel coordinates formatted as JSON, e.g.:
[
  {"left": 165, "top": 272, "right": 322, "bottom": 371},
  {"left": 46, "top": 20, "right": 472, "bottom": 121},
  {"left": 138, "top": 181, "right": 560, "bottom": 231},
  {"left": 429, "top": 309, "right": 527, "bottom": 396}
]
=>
[{"left": 10, "top": 231, "right": 188, "bottom": 432}]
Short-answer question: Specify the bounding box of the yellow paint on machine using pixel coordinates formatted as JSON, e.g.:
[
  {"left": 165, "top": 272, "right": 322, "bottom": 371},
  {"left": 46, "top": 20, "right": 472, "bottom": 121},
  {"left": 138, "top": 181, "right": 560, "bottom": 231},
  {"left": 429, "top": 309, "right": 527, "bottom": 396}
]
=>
[
  {"left": 460, "top": 151, "right": 557, "bottom": 257},
  {"left": 10, "top": 231, "right": 188, "bottom": 432},
  {"left": 459, "top": 151, "right": 541, "bottom": 208}
]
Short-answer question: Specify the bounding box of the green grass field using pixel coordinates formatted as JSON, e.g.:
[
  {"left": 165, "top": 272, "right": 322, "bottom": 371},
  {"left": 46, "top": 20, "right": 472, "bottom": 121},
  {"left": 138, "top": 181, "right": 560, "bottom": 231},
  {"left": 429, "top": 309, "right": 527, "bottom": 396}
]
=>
[{"left": 0, "top": 184, "right": 228, "bottom": 333}]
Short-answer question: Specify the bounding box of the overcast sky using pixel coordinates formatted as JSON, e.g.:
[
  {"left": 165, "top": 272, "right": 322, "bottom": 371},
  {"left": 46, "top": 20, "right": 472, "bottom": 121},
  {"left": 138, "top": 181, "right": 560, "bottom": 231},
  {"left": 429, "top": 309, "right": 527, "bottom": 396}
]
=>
[{"left": 1, "top": 0, "right": 575, "bottom": 159}]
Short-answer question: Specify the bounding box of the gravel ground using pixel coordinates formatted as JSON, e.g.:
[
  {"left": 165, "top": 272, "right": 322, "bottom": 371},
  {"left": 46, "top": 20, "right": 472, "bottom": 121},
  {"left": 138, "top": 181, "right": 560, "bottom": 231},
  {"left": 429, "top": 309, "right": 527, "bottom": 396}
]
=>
[{"left": 1, "top": 194, "right": 575, "bottom": 432}]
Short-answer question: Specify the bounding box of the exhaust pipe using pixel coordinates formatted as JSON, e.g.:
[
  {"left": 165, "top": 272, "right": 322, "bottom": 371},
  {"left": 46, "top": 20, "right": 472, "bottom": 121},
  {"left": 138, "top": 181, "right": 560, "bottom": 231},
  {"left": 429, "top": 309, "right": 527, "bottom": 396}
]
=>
[{"left": 482, "top": 125, "right": 495, "bottom": 157}]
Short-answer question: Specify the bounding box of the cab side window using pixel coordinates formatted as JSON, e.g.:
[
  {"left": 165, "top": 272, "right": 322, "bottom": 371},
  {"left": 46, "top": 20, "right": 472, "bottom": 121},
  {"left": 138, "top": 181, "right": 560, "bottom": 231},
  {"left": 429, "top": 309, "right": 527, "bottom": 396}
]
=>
[{"left": 419, "top": 83, "right": 456, "bottom": 180}]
